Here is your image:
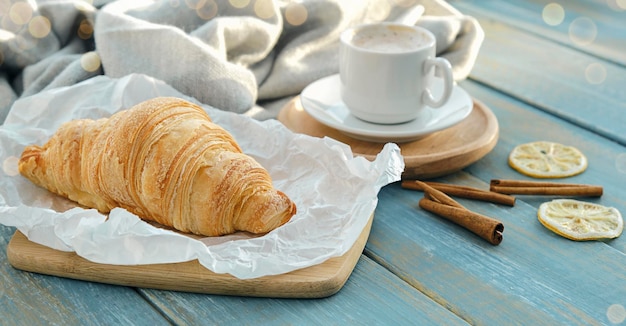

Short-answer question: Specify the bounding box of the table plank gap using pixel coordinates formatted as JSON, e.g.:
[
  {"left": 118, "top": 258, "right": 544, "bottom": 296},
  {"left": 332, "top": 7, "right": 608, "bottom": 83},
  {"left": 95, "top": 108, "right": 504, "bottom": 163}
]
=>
[
  {"left": 0, "top": 225, "right": 170, "bottom": 326},
  {"left": 135, "top": 255, "right": 470, "bottom": 325},
  {"left": 450, "top": 0, "right": 626, "bottom": 67},
  {"left": 469, "top": 18, "right": 626, "bottom": 144}
]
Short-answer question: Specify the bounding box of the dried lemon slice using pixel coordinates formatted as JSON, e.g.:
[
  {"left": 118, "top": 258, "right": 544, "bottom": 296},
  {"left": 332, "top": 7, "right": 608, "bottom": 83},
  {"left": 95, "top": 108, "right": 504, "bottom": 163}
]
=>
[
  {"left": 538, "top": 199, "right": 623, "bottom": 241},
  {"left": 508, "top": 141, "right": 587, "bottom": 178}
]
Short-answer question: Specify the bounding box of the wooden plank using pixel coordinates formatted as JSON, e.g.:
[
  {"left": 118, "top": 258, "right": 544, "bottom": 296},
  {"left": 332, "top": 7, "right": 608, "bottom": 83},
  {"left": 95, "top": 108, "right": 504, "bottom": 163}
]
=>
[
  {"left": 448, "top": 1, "right": 626, "bottom": 146},
  {"left": 363, "top": 81, "right": 626, "bottom": 325},
  {"left": 0, "top": 225, "right": 169, "bottom": 325},
  {"left": 450, "top": 0, "right": 626, "bottom": 66},
  {"left": 138, "top": 255, "right": 469, "bottom": 325},
  {"left": 459, "top": 80, "right": 626, "bottom": 253},
  {"left": 370, "top": 181, "right": 626, "bottom": 325},
  {"left": 6, "top": 215, "right": 372, "bottom": 299},
  {"left": 2, "top": 215, "right": 466, "bottom": 324}
]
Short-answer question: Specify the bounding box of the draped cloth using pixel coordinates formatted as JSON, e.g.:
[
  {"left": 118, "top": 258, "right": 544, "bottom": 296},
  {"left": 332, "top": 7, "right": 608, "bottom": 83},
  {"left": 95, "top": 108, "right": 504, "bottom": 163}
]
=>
[{"left": 0, "top": 0, "right": 483, "bottom": 122}]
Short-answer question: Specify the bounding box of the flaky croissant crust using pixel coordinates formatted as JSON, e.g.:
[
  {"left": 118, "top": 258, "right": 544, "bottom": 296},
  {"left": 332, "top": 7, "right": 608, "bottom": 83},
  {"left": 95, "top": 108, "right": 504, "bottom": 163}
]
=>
[{"left": 19, "top": 97, "right": 296, "bottom": 236}]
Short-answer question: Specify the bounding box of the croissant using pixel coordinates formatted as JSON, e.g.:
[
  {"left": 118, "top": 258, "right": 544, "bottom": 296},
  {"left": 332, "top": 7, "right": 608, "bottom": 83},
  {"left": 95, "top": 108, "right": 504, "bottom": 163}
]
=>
[{"left": 18, "top": 97, "right": 296, "bottom": 236}]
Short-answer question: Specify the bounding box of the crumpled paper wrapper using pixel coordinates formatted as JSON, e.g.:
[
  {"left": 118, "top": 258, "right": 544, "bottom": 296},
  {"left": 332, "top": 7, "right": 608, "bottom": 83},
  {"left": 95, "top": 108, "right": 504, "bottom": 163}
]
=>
[{"left": 0, "top": 74, "right": 404, "bottom": 279}]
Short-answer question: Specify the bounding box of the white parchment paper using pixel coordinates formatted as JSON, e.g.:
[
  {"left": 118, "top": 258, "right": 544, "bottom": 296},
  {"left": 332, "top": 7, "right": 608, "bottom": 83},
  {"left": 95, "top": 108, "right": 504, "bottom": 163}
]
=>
[{"left": 0, "top": 74, "right": 404, "bottom": 279}]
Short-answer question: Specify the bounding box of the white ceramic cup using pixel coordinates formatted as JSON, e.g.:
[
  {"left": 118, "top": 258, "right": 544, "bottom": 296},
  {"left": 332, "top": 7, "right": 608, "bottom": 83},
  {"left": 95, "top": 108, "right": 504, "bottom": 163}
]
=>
[{"left": 339, "top": 23, "right": 454, "bottom": 124}]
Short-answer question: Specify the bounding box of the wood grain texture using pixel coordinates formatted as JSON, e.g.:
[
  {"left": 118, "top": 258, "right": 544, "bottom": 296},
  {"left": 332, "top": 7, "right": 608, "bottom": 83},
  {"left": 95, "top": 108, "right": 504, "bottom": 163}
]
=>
[
  {"left": 370, "top": 180, "right": 626, "bottom": 325},
  {"left": 138, "top": 255, "right": 469, "bottom": 326},
  {"left": 450, "top": 1, "right": 626, "bottom": 146},
  {"left": 450, "top": 0, "right": 626, "bottom": 66},
  {"left": 460, "top": 81, "right": 626, "bottom": 253},
  {"left": 7, "top": 215, "right": 373, "bottom": 299},
  {"left": 0, "top": 225, "right": 169, "bottom": 326},
  {"left": 365, "top": 81, "right": 626, "bottom": 325},
  {"left": 278, "top": 96, "right": 498, "bottom": 179},
  {"left": 1, "top": 1, "right": 625, "bottom": 325}
]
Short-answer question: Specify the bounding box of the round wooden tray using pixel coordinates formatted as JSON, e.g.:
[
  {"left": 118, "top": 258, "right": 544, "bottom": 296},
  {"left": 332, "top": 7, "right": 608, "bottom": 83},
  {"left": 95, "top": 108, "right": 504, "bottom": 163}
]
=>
[{"left": 277, "top": 96, "right": 499, "bottom": 179}]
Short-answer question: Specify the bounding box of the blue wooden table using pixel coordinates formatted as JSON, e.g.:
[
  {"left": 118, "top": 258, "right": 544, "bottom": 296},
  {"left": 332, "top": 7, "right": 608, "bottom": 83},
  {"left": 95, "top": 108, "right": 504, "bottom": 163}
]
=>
[{"left": 2, "top": 1, "right": 626, "bottom": 325}]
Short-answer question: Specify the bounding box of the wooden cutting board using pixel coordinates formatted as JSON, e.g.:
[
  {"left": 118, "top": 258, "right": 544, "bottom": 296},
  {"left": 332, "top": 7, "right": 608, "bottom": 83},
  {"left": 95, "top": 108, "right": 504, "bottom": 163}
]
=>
[
  {"left": 278, "top": 97, "right": 499, "bottom": 179},
  {"left": 7, "top": 214, "right": 372, "bottom": 298}
]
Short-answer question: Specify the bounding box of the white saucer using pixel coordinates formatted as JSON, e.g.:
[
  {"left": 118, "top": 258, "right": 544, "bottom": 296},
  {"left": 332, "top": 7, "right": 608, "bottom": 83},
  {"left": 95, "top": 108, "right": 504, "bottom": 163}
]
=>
[{"left": 300, "top": 74, "right": 473, "bottom": 143}]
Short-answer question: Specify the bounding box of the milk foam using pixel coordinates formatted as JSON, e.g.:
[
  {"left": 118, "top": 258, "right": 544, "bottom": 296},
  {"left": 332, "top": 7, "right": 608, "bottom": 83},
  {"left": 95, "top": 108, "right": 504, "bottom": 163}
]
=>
[{"left": 351, "top": 26, "right": 429, "bottom": 53}]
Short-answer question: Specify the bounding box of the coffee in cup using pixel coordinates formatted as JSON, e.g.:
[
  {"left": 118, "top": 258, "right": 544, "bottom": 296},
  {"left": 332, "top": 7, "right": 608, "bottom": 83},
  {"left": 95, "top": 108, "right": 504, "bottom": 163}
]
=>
[{"left": 339, "top": 23, "right": 454, "bottom": 124}]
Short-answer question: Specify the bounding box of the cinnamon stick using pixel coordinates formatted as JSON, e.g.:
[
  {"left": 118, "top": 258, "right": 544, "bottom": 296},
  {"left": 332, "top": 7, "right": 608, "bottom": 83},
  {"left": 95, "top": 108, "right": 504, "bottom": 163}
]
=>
[
  {"left": 401, "top": 180, "right": 516, "bottom": 206},
  {"left": 413, "top": 180, "right": 465, "bottom": 209},
  {"left": 419, "top": 198, "right": 504, "bottom": 245},
  {"left": 490, "top": 179, "right": 603, "bottom": 197}
]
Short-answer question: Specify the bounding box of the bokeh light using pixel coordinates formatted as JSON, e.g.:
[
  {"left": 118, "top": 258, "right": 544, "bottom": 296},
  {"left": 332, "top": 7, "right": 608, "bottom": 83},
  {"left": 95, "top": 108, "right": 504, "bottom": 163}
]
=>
[
  {"left": 285, "top": 3, "right": 307, "bottom": 26},
  {"left": 80, "top": 51, "right": 101, "bottom": 72},
  {"left": 254, "top": 0, "right": 275, "bottom": 19},
  {"left": 185, "top": 0, "right": 206, "bottom": 10},
  {"left": 3, "top": 156, "right": 19, "bottom": 177},
  {"left": 169, "top": 0, "right": 181, "bottom": 8},
  {"left": 585, "top": 62, "right": 607, "bottom": 84},
  {"left": 0, "top": 0, "right": 9, "bottom": 11},
  {"left": 0, "top": 1, "right": 10, "bottom": 17},
  {"left": 229, "top": 0, "right": 249, "bottom": 9},
  {"left": 28, "top": 15, "right": 51, "bottom": 39},
  {"left": 569, "top": 17, "right": 597, "bottom": 46},
  {"left": 9, "top": 1, "right": 33, "bottom": 25},
  {"left": 616, "top": 153, "right": 626, "bottom": 174},
  {"left": 2, "top": 15, "right": 16, "bottom": 35},
  {"left": 607, "top": 0, "right": 626, "bottom": 11},
  {"left": 77, "top": 19, "right": 93, "bottom": 40},
  {"left": 196, "top": 0, "right": 218, "bottom": 20},
  {"left": 542, "top": 3, "right": 565, "bottom": 26},
  {"left": 607, "top": 304, "right": 626, "bottom": 324}
]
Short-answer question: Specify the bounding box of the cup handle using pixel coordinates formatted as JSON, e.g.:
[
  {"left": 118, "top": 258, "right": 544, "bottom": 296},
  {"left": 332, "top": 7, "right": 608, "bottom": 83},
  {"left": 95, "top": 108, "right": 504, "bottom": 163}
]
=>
[{"left": 422, "top": 57, "right": 454, "bottom": 108}]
